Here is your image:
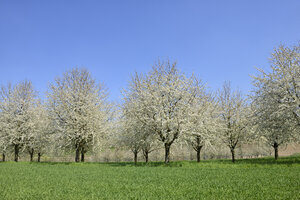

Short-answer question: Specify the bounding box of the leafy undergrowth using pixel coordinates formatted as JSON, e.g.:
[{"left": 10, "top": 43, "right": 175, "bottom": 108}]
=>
[{"left": 0, "top": 156, "right": 299, "bottom": 200}]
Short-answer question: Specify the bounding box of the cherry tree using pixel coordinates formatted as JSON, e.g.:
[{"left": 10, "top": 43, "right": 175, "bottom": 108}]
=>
[
  {"left": 184, "top": 93, "right": 219, "bottom": 162},
  {"left": 252, "top": 43, "right": 300, "bottom": 140},
  {"left": 218, "top": 82, "right": 250, "bottom": 163},
  {"left": 251, "top": 44, "right": 300, "bottom": 159},
  {"left": 0, "top": 81, "right": 38, "bottom": 162},
  {"left": 47, "top": 68, "right": 111, "bottom": 162},
  {"left": 122, "top": 60, "right": 201, "bottom": 163},
  {"left": 0, "top": 108, "right": 8, "bottom": 161},
  {"left": 0, "top": 119, "right": 8, "bottom": 161},
  {"left": 251, "top": 99, "right": 295, "bottom": 160},
  {"left": 24, "top": 102, "right": 53, "bottom": 162},
  {"left": 140, "top": 132, "right": 158, "bottom": 163},
  {"left": 117, "top": 118, "right": 143, "bottom": 164},
  {"left": 118, "top": 112, "right": 158, "bottom": 164}
]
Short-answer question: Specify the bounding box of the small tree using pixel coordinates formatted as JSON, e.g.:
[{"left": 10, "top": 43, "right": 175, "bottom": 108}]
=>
[
  {"left": 218, "top": 82, "right": 250, "bottom": 163},
  {"left": 118, "top": 118, "right": 142, "bottom": 164},
  {"left": 251, "top": 73, "right": 296, "bottom": 159},
  {"left": 184, "top": 92, "right": 218, "bottom": 162},
  {"left": 117, "top": 113, "right": 158, "bottom": 164},
  {"left": 140, "top": 133, "right": 158, "bottom": 163},
  {"left": 28, "top": 102, "right": 53, "bottom": 162},
  {"left": 256, "top": 119, "right": 294, "bottom": 160}
]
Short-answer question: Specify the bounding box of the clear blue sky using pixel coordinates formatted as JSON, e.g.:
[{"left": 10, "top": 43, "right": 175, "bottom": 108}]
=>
[{"left": 0, "top": 0, "right": 299, "bottom": 102}]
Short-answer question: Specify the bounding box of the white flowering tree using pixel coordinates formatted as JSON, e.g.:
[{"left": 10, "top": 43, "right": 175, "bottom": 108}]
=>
[
  {"left": 0, "top": 114, "right": 8, "bottom": 161},
  {"left": 117, "top": 111, "right": 159, "bottom": 164},
  {"left": 24, "top": 102, "right": 54, "bottom": 162},
  {"left": 184, "top": 93, "right": 219, "bottom": 162},
  {"left": 251, "top": 98, "right": 295, "bottom": 160},
  {"left": 117, "top": 117, "right": 143, "bottom": 164},
  {"left": 251, "top": 44, "right": 300, "bottom": 159},
  {"left": 0, "top": 107, "right": 7, "bottom": 161},
  {"left": 122, "top": 60, "right": 201, "bottom": 163},
  {"left": 218, "top": 82, "right": 250, "bottom": 163},
  {"left": 252, "top": 43, "right": 300, "bottom": 140},
  {"left": 47, "top": 68, "right": 111, "bottom": 162},
  {"left": 0, "top": 81, "right": 38, "bottom": 162}
]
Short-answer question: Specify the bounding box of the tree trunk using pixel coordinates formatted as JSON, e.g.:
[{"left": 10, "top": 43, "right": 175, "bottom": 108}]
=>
[
  {"left": 164, "top": 143, "right": 171, "bottom": 164},
  {"left": 274, "top": 142, "right": 279, "bottom": 160},
  {"left": 196, "top": 146, "right": 203, "bottom": 162},
  {"left": 75, "top": 147, "right": 80, "bottom": 162},
  {"left": 2, "top": 153, "right": 5, "bottom": 162},
  {"left": 134, "top": 151, "right": 138, "bottom": 165},
  {"left": 29, "top": 148, "right": 34, "bottom": 162},
  {"left": 81, "top": 149, "right": 85, "bottom": 162},
  {"left": 230, "top": 147, "right": 235, "bottom": 163},
  {"left": 144, "top": 151, "right": 149, "bottom": 163},
  {"left": 14, "top": 144, "right": 19, "bottom": 162},
  {"left": 195, "top": 136, "right": 203, "bottom": 162},
  {"left": 37, "top": 153, "right": 41, "bottom": 162}
]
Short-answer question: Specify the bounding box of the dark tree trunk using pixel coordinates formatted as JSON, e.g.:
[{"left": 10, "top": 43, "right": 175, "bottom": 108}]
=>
[
  {"left": 194, "top": 136, "right": 203, "bottom": 162},
  {"left": 274, "top": 142, "right": 279, "bottom": 160},
  {"left": 2, "top": 153, "right": 5, "bottom": 162},
  {"left": 75, "top": 147, "right": 80, "bottom": 162},
  {"left": 29, "top": 148, "right": 34, "bottom": 162},
  {"left": 144, "top": 151, "right": 149, "bottom": 163},
  {"left": 196, "top": 146, "right": 203, "bottom": 162},
  {"left": 142, "top": 149, "right": 149, "bottom": 163},
  {"left": 37, "top": 153, "right": 41, "bottom": 162},
  {"left": 81, "top": 149, "right": 85, "bottom": 162},
  {"left": 230, "top": 147, "right": 235, "bottom": 163},
  {"left": 134, "top": 151, "right": 138, "bottom": 165},
  {"left": 14, "top": 144, "right": 19, "bottom": 162},
  {"left": 164, "top": 143, "right": 171, "bottom": 164}
]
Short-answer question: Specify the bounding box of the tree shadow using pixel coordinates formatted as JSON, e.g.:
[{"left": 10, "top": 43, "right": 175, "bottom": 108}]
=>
[
  {"left": 237, "top": 156, "right": 300, "bottom": 165},
  {"left": 103, "top": 161, "right": 183, "bottom": 167},
  {"left": 24, "top": 155, "right": 300, "bottom": 166}
]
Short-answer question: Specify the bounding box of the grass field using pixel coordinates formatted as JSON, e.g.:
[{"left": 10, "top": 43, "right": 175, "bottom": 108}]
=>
[{"left": 0, "top": 156, "right": 299, "bottom": 200}]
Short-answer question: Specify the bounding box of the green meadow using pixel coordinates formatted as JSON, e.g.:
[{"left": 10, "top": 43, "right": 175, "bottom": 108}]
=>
[{"left": 0, "top": 156, "right": 299, "bottom": 200}]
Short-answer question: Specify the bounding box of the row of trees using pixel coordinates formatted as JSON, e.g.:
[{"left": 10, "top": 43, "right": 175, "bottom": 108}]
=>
[
  {"left": 0, "top": 43, "right": 299, "bottom": 163},
  {"left": 119, "top": 61, "right": 253, "bottom": 163},
  {"left": 0, "top": 69, "right": 112, "bottom": 162}
]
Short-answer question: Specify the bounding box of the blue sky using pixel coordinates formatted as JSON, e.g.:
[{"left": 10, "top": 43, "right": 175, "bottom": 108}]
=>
[{"left": 0, "top": 0, "right": 299, "bottom": 102}]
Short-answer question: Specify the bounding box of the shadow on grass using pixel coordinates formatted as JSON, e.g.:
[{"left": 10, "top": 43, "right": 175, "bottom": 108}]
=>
[
  {"left": 29, "top": 160, "right": 183, "bottom": 167},
  {"left": 104, "top": 161, "right": 184, "bottom": 167},
  {"left": 235, "top": 155, "right": 300, "bottom": 165},
  {"left": 22, "top": 155, "right": 300, "bottom": 167},
  {"left": 204, "top": 155, "right": 300, "bottom": 165}
]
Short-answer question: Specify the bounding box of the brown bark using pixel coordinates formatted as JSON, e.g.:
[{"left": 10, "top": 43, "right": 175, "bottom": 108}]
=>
[
  {"left": 144, "top": 151, "right": 149, "bottom": 163},
  {"left": 14, "top": 144, "right": 19, "bottom": 162},
  {"left": 2, "top": 153, "right": 5, "bottom": 162},
  {"left": 81, "top": 149, "right": 85, "bottom": 162},
  {"left": 274, "top": 142, "right": 279, "bottom": 160},
  {"left": 134, "top": 151, "right": 138, "bottom": 165},
  {"left": 196, "top": 146, "right": 203, "bottom": 162},
  {"left": 230, "top": 147, "right": 235, "bottom": 163},
  {"left": 75, "top": 147, "right": 80, "bottom": 162},
  {"left": 194, "top": 136, "right": 203, "bottom": 162},
  {"left": 29, "top": 148, "right": 34, "bottom": 162},
  {"left": 164, "top": 143, "right": 171, "bottom": 164},
  {"left": 37, "top": 153, "right": 41, "bottom": 162}
]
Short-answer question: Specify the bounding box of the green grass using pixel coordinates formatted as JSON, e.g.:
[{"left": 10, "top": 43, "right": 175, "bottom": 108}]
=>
[{"left": 0, "top": 156, "right": 300, "bottom": 200}]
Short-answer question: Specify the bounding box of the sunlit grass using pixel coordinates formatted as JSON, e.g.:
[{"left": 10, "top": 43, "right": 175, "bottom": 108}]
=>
[{"left": 0, "top": 156, "right": 299, "bottom": 199}]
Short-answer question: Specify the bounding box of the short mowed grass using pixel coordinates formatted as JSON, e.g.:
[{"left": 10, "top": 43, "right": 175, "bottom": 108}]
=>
[{"left": 0, "top": 156, "right": 300, "bottom": 200}]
